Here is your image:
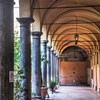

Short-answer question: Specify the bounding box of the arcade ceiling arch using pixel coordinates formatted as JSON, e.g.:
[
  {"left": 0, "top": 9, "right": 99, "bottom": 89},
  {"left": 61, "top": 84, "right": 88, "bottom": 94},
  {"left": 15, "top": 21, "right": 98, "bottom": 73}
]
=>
[{"left": 19, "top": 0, "right": 100, "bottom": 57}]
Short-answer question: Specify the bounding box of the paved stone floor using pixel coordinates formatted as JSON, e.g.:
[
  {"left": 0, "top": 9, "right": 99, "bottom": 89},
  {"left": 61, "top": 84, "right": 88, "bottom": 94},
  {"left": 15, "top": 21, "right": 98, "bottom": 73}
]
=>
[{"left": 47, "top": 86, "right": 100, "bottom": 100}]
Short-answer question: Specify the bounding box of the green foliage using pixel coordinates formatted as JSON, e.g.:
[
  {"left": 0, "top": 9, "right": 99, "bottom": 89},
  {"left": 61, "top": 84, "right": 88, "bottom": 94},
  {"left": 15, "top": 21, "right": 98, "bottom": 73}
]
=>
[
  {"left": 14, "top": 68, "right": 26, "bottom": 100},
  {"left": 14, "top": 33, "right": 26, "bottom": 99},
  {"left": 41, "top": 52, "right": 48, "bottom": 64},
  {"left": 50, "top": 80, "right": 57, "bottom": 87},
  {"left": 14, "top": 38, "right": 20, "bottom": 64},
  {"left": 14, "top": 34, "right": 20, "bottom": 100},
  {"left": 14, "top": 33, "right": 29, "bottom": 99},
  {"left": 42, "top": 80, "right": 46, "bottom": 87},
  {"left": 50, "top": 80, "right": 57, "bottom": 93},
  {"left": 32, "top": 92, "right": 36, "bottom": 98}
]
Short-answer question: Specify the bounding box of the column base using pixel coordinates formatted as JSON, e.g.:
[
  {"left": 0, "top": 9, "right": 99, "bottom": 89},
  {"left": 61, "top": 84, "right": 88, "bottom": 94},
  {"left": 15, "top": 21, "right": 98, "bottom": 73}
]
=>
[
  {"left": 34, "top": 96, "right": 42, "bottom": 100},
  {"left": 95, "top": 86, "right": 97, "bottom": 91},
  {"left": 93, "top": 84, "right": 94, "bottom": 88}
]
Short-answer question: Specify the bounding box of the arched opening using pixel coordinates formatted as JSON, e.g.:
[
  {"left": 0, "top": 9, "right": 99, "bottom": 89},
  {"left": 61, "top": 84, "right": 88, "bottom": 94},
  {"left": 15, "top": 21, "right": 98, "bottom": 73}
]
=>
[{"left": 59, "top": 46, "right": 90, "bottom": 86}]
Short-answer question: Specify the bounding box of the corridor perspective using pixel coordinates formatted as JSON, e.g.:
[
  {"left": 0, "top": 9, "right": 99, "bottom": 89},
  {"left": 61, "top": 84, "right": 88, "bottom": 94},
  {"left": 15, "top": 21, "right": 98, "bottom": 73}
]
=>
[
  {"left": 48, "top": 86, "right": 100, "bottom": 100},
  {"left": 0, "top": 0, "right": 100, "bottom": 100}
]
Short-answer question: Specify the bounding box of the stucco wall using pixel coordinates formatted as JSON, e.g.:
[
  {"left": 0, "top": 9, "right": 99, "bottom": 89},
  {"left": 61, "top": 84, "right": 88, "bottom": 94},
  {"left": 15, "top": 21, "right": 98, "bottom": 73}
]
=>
[{"left": 59, "top": 61, "right": 89, "bottom": 85}]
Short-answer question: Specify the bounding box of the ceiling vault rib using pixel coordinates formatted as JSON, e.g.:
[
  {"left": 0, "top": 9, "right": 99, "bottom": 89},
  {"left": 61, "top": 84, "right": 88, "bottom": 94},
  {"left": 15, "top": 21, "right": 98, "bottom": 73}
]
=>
[
  {"left": 52, "top": 40, "right": 100, "bottom": 42},
  {"left": 43, "top": 21, "right": 100, "bottom": 25},
  {"left": 32, "top": 0, "right": 100, "bottom": 54},
  {"left": 48, "top": 33, "right": 100, "bottom": 35},
  {"left": 54, "top": 45, "right": 98, "bottom": 46},
  {"left": 59, "top": 56, "right": 90, "bottom": 57},
  {"left": 33, "top": 5, "right": 100, "bottom": 9}
]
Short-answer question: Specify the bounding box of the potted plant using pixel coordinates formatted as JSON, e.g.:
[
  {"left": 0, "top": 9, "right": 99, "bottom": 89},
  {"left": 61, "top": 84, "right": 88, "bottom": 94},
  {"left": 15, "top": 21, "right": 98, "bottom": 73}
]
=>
[
  {"left": 41, "top": 87, "right": 48, "bottom": 100},
  {"left": 50, "top": 80, "right": 57, "bottom": 94},
  {"left": 41, "top": 81, "right": 48, "bottom": 100}
]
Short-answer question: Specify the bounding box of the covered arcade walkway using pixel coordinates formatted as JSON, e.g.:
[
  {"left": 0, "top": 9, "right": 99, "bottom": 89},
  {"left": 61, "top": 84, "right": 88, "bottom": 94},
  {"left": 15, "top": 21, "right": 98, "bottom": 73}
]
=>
[
  {"left": 0, "top": 0, "right": 100, "bottom": 100},
  {"left": 48, "top": 86, "right": 100, "bottom": 100}
]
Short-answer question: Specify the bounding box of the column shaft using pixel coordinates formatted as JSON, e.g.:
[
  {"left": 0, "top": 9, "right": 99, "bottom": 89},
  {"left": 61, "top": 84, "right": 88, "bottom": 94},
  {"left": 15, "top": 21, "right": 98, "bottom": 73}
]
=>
[
  {"left": 56, "top": 55, "right": 58, "bottom": 82},
  {"left": 51, "top": 50, "right": 54, "bottom": 81},
  {"left": 0, "top": 1, "right": 14, "bottom": 100},
  {"left": 41, "top": 40, "right": 48, "bottom": 86},
  {"left": 17, "top": 17, "right": 34, "bottom": 100},
  {"left": 99, "top": 51, "right": 100, "bottom": 92},
  {"left": 47, "top": 46, "right": 52, "bottom": 87},
  {"left": 53, "top": 53, "right": 56, "bottom": 81},
  {"left": 57, "top": 57, "right": 59, "bottom": 82},
  {"left": 32, "top": 32, "right": 42, "bottom": 100},
  {"left": 93, "top": 49, "right": 97, "bottom": 90},
  {"left": 52, "top": 52, "right": 55, "bottom": 81}
]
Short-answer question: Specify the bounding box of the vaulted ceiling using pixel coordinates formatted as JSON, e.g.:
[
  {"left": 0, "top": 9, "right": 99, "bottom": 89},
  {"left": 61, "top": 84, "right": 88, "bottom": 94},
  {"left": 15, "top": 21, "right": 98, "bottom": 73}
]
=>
[{"left": 32, "top": 0, "right": 100, "bottom": 56}]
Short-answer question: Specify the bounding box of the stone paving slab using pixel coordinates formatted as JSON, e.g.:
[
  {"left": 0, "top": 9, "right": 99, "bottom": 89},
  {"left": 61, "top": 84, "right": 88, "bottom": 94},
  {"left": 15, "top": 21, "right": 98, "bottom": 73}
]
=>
[{"left": 46, "top": 86, "right": 100, "bottom": 100}]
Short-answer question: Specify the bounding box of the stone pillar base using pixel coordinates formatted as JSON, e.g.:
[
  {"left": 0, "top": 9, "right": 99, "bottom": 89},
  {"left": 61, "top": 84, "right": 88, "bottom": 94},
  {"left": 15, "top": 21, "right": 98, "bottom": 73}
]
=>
[
  {"left": 99, "top": 88, "right": 100, "bottom": 93},
  {"left": 95, "top": 86, "right": 97, "bottom": 91},
  {"left": 34, "top": 96, "right": 42, "bottom": 100}
]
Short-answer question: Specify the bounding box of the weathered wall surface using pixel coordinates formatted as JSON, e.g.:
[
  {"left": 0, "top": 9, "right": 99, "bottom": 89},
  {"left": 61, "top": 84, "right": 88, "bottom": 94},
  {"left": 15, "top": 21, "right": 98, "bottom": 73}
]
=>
[{"left": 59, "top": 61, "right": 89, "bottom": 85}]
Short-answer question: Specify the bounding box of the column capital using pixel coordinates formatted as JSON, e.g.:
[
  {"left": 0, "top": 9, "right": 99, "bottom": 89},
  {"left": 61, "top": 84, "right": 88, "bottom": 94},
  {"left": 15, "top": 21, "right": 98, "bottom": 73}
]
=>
[
  {"left": 48, "top": 46, "right": 52, "bottom": 49},
  {"left": 17, "top": 17, "right": 34, "bottom": 24},
  {"left": 51, "top": 50, "right": 54, "bottom": 53},
  {"left": 53, "top": 52, "right": 56, "bottom": 55},
  {"left": 41, "top": 40, "right": 48, "bottom": 44},
  {"left": 56, "top": 54, "right": 59, "bottom": 57},
  {"left": 32, "top": 31, "right": 43, "bottom": 36}
]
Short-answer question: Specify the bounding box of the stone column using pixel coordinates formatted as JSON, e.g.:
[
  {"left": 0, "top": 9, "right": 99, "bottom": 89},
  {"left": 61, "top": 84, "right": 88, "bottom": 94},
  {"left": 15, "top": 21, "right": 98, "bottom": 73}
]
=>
[
  {"left": 32, "top": 32, "right": 42, "bottom": 100},
  {"left": 53, "top": 52, "right": 56, "bottom": 81},
  {"left": 47, "top": 46, "right": 52, "bottom": 87},
  {"left": 55, "top": 54, "right": 57, "bottom": 82},
  {"left": 57, "top": 56, "right": 60, "bottom": 82},
  {"left": 51, "top": 50, "right": 54, "bottom": 81},
  {"left": 41, "top": 40, "right": 48, "bottom": 86},
  {"left": 99, "top": 50, "right": 100, "bottom": 92},
  {"left": 95, "top": 47, "right": 98, "bottom": 90},
  {"left": 0, "top": 0, "right": 14, "bottom": 100},
  {"left": 93, "top": 48, "right": 97, "bottom": 90},
  {"left": 55, "top": 54, "right": 58, "bottom": 82},
  {"left": 53, "top": 53, "right": 56, "bottom": 81},
  {"left": 17, "top": 17, "right": 34, "bottom": 100},
  {"left": 92, "top": 49, "right": 96, "bottom": 89},
  {"left": 56, "top": 55, "right": 59, "bottom": 83}
]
